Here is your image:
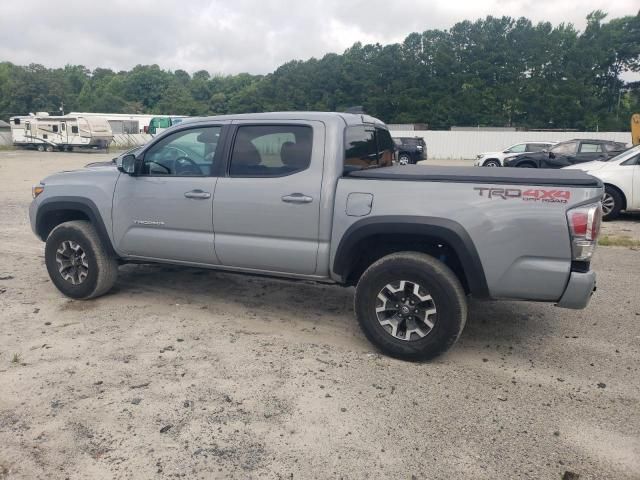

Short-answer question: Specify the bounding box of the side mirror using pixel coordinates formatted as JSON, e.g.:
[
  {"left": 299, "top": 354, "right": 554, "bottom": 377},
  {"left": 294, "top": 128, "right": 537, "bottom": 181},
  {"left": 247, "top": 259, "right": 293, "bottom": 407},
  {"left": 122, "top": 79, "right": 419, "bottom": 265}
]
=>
[
  {"left": 503, "top": 150, "right": 511, "bottom": 154},
  {"left": 118, "top": 154, "right": 138, "bottom": 175}
]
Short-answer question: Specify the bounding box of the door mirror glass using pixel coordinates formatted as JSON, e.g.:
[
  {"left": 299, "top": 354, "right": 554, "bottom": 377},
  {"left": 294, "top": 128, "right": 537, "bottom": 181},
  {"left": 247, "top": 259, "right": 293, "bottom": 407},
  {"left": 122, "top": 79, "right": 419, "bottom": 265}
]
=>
[{"left": 119, "top": 154, "right": 137, "bottom": 174}]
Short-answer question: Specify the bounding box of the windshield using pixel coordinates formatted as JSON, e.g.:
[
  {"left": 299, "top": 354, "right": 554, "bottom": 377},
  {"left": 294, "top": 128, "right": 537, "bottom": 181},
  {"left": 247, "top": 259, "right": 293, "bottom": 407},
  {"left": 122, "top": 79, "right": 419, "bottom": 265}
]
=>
[{"left": 603, "top": 144, "right": 640, "bottom": 163}]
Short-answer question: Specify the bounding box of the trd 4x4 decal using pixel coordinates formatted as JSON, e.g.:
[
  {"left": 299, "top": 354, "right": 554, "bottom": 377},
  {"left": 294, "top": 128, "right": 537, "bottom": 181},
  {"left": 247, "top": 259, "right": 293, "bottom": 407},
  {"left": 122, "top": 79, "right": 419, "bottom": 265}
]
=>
[{"left": 474, "top": 187, "right": 571, "bottom": 204}]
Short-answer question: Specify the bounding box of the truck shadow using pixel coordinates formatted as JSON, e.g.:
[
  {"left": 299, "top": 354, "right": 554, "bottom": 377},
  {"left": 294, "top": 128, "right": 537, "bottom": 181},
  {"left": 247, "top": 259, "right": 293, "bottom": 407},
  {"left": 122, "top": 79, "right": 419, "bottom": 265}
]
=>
[{"left": 114, "top": 263, "right": 551, "bottom": 352}]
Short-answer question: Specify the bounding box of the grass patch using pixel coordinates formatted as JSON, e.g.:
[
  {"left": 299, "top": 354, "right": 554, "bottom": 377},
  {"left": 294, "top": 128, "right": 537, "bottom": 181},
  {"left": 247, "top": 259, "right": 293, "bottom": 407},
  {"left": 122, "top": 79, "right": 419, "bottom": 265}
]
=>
[
  {"left": 598, "top": 235, "right": 640, "bottom": 248},
  {"left": 0, "top": 145, "right": 16, "bottom": 151}
]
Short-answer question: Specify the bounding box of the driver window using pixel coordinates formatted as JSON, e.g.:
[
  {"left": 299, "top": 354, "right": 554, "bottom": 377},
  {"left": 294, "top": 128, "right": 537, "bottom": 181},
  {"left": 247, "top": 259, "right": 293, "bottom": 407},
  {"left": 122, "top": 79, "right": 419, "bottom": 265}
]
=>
[{"left": 142, "top": 126, "right": 221, "bottom": 176}]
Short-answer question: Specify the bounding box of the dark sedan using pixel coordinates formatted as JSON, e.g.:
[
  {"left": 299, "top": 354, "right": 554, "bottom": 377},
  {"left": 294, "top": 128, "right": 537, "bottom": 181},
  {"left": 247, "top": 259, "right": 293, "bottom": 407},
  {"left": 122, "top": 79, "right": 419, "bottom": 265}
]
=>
[{"left": 504, "top": 139, "right": 627, "bottom": 168}]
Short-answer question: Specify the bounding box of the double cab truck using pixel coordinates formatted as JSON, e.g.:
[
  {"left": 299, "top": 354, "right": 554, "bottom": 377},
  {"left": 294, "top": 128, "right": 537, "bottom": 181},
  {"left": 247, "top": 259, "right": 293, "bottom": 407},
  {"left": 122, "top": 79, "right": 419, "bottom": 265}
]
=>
[{"left": 30, "top": 112, "right": 603, "bottom": 360}]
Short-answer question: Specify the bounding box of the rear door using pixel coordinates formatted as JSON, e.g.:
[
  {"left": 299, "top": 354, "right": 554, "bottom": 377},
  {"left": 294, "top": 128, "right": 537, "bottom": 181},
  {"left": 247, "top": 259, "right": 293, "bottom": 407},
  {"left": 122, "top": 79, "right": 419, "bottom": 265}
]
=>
[{"left": 213, "top": 121, "right": 324, "bottom": 275}]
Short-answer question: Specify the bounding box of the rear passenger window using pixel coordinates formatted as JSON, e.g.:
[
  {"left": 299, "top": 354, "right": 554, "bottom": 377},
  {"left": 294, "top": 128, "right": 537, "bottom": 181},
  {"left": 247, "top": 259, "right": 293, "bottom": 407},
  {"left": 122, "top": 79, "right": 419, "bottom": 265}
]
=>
[
  {"left": 376, "top": 128, "right": 395, "bottom": 167},
  {"left": 580, "top": 143, "right": 603, "bottom": 153},
  {"left": 229, "top": 125, "right": 313, "bottom": 177},
  {"left": 345, "top": 126, "right": 395, "bottom": 170},
  {"left": 527, "top": 144, "right": 547, "bottom": 152},
  {"left": 345, "top": 126, "right": 378, "bottom": 169}
]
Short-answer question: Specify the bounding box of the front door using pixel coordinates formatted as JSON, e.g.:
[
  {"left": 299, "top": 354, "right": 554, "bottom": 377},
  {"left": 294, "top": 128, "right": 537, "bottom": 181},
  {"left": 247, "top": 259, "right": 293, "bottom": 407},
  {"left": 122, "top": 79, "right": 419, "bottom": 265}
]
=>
[
  {"left": 213, "top": 122, "right": 324, "bottom": 275},
  {"left": 112, "top": 125, "right": 224, "bottom": 264}
]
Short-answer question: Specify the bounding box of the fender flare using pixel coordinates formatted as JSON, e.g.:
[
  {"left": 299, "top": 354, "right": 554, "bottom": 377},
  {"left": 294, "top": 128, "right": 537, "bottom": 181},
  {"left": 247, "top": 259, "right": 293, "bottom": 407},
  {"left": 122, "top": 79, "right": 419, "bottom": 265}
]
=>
[
  {"left": 35, "top": 196, "right": 117, "bottom": 257},
  {"left": 333, "top": 215, "right": 490, "bottom": 298}
]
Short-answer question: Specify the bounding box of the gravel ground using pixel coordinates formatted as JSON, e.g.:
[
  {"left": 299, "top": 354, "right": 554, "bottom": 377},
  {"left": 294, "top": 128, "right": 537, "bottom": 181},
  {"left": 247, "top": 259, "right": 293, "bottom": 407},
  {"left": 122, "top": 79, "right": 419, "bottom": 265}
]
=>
[{"left": 0, "top": 150, "right": 638, "bottom": 479}]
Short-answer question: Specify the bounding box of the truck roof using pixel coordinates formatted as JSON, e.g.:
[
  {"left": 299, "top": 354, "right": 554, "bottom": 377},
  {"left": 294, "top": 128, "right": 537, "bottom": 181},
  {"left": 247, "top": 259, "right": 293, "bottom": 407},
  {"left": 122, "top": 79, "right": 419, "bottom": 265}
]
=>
[{"left": 182, "top": 111, "right": 387, "bottom": 128}]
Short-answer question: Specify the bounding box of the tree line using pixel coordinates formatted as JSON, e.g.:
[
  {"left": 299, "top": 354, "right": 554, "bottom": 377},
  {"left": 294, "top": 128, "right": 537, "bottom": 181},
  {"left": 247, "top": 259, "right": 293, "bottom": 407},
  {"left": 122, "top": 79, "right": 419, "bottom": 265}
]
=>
[{"left": 0, "top": 11, "right": 638, "bottom": 130}]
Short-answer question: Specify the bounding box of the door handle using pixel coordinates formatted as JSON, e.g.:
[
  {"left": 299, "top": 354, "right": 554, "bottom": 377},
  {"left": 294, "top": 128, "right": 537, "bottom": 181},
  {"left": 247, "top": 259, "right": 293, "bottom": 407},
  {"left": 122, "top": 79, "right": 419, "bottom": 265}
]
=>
[
  {"left": 184, "top": 189, "right": 211, "bottom": 199},
  {"left": 282, "top": 193, "right": 313, "bottom": 204}
]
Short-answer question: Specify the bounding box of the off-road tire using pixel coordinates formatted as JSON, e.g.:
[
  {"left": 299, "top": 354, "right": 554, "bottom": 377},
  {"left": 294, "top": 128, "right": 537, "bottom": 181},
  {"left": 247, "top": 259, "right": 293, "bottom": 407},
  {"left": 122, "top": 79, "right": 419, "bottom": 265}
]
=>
[
  {"left": 45, "top": 220, "right": 118, "bottom": 299},
  {"left": 354, "top": 252, "right": 467, "bottom": 361},
  {"left": 602, "top": 185, "right": 623, "bottom": 221}
]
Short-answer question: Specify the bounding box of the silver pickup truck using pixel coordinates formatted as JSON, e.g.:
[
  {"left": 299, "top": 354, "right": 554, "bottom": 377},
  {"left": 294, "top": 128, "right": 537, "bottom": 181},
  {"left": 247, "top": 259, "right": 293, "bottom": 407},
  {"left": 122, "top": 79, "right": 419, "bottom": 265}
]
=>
[{"left": 30, "top": 112, "right": 603, "bottom": 360}]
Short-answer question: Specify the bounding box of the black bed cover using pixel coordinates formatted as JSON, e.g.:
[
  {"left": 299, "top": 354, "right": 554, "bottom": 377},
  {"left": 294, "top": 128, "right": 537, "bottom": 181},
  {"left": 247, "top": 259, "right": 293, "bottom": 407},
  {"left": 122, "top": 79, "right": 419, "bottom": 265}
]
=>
[{"left": 346, "top": 165, "right": 602, "bottom": 187}]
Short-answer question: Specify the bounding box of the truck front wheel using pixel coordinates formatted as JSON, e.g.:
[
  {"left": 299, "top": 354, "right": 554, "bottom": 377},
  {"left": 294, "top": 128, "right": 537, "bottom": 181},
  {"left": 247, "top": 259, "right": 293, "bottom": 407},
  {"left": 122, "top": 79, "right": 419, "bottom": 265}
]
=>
[
  {"left": 354, "top": 252, "right": 467, "bottom": 361},
  {"left": 45, "top": 220, "right": 118, "bottom": 299}
]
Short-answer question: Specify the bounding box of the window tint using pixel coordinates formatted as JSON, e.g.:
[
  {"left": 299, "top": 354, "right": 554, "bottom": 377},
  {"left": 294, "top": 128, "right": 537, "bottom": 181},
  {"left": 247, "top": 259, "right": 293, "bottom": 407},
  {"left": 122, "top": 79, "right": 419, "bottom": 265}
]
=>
[
  {"left": 345, "top": 126, "right": 378, "bottom": 169},
  {"left": 71, "top": 126, "right": 78, "bottom": 134},
  {"left": 61, "top": 123, "right": 66, "bottom": 131},
  {"left": 13, "top": 118, "right": 20, "bottom": 125},
  {"left": 25, "top": 122, "right": 30, "bottom": 131},
  {"left": 551, "top": 142, "right": 577, "bottom": 155},
  {"left": 376, "top": 128, "right": 395, "bottom": 167},
  {"left": 345, "top": 126, "right": 396, "bottom": 170},
  {"left": 52, "top": 125, "right": 58, "bottom": 133},
  {"left": 229, "top": 125, "right": 313, "bottom": 177},
  {"left": 579, "top": 143, "right": 603, "bottom": 153},
  {"left": 508, "top": 143, "right": 527, "bottom": 153},
  {"left": 143, "top": 126, "right": 221, "bottom": 176}
]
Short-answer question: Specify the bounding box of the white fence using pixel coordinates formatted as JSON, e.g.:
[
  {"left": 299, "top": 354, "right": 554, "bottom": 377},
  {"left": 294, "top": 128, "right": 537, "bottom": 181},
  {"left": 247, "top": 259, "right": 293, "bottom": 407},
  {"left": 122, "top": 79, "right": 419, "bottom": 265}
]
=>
[{"left": 393, "top": 130, "right": 631, "bottom": 159}]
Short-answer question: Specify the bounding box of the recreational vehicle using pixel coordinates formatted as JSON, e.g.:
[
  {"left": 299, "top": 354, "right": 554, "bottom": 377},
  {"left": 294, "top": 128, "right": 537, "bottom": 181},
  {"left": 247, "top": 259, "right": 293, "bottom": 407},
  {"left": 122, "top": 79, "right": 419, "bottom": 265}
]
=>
[
  {"left": 69, "top": 112, "right": 186, "bottom": 134},
  {"left": 10, "top": 114, "right": 113, "bottom": 151},
  {"left": 147, "top": 116, "right": 189, "bottom": 135}
]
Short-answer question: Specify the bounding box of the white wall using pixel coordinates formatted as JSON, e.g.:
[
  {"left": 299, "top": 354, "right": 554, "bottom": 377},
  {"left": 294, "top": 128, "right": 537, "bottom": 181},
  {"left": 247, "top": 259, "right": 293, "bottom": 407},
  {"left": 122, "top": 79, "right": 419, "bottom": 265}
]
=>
[{"left": 393, "top": 130, "right": 632, "bottom": 159}]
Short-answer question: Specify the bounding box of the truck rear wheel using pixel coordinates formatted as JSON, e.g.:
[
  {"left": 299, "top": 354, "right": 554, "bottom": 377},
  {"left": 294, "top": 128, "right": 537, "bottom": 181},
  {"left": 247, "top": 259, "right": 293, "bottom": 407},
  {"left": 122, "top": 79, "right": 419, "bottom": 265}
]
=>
[
  {"left": 45, "top": 220, "right": 118, "bottom": 300},
  {"left": 354, "top": 252, "right": 467, "bottom": 361}
]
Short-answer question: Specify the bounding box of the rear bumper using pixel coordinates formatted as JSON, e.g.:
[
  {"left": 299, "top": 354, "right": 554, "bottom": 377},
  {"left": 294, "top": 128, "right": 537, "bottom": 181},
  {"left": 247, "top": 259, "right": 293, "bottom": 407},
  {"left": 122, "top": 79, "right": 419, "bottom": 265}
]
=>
[{"left": 556, "top": 270, "right": 596, "bottom": 309}]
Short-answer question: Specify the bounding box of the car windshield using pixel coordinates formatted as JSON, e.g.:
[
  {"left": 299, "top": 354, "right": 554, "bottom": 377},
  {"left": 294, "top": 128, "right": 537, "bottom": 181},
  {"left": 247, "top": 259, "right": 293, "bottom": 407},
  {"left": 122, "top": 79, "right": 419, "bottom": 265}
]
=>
[{"left": 602, "top": 144, "right": 640, "bottom": 163}]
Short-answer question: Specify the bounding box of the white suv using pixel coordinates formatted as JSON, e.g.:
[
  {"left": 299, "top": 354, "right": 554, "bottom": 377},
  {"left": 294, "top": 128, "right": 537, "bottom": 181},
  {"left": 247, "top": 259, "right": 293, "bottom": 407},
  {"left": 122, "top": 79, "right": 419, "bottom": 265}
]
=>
[{"left": 475, "top": 141, "right": 556, "bottom": 167}]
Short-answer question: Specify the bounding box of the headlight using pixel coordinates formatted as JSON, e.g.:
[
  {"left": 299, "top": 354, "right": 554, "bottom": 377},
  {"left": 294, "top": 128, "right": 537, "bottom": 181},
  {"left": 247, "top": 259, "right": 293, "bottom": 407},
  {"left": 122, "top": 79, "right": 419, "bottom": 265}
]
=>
[{"left": 32, "top": 184, "right": 44, "bottom": 199}]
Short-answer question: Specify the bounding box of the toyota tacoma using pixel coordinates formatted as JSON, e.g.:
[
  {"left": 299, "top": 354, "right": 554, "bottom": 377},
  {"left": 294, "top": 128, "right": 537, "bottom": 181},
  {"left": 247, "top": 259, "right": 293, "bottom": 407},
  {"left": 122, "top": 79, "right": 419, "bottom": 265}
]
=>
[{"left": 30, "top": 112, "right": 603, "bottom": 360}]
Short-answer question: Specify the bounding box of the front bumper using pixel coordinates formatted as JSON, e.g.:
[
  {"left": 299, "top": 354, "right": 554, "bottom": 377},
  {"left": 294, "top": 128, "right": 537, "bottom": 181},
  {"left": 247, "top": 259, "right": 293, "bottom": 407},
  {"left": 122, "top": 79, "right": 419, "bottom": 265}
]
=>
[
  {"left": 29, "top": 199, "right": 39, "bottom": 237},
  {"left": 556, "top": 270, "right": 596, "bottom": 309}
]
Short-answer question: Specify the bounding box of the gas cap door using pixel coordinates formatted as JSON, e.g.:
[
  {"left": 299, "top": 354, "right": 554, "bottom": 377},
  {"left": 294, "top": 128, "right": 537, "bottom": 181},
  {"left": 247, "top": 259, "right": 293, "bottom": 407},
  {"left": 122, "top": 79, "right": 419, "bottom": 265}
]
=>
[{"left": 346, "top": 192, "right": 373, "bottom": 217}]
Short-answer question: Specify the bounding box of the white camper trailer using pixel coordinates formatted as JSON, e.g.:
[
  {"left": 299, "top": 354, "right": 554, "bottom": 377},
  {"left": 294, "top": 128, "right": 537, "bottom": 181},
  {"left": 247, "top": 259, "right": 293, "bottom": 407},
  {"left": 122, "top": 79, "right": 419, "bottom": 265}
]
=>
[{"left": 10, "top": 113, "right": 113, "bottom": 151}]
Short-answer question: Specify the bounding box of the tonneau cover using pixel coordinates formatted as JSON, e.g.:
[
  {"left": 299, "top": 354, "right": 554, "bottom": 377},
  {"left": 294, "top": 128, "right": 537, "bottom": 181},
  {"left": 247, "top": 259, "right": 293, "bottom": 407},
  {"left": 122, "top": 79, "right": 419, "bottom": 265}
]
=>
[{"left": 346, "top": 165, "right": 602, "bottom": 187}]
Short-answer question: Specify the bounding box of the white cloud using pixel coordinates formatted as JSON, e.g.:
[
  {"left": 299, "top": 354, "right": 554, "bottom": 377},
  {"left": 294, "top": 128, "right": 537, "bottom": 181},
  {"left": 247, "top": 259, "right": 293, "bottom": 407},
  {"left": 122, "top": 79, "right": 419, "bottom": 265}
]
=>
[{"left": 0, "top": 0, "right": 637, "bottom": 74}]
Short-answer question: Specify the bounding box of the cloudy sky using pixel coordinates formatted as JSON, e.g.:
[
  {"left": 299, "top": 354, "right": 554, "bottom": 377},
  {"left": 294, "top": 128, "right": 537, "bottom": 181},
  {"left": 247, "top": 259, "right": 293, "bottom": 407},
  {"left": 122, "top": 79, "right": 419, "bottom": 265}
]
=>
[{"left": 0, "top": 0, "right": 637, "bottom": 75}]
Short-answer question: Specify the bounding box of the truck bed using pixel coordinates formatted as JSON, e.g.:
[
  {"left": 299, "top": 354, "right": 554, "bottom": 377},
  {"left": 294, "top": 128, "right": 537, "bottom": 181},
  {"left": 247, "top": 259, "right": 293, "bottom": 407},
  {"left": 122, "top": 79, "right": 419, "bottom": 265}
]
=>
[{"left": 347, "top": 165, "right": 602, "bottom": 187}]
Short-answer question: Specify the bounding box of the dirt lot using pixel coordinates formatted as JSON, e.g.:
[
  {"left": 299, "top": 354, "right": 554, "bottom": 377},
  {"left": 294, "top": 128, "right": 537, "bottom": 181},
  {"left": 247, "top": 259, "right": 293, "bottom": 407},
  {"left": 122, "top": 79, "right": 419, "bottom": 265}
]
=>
[{"left": 0, "top": 150, "right": 639, "bottom": 479}]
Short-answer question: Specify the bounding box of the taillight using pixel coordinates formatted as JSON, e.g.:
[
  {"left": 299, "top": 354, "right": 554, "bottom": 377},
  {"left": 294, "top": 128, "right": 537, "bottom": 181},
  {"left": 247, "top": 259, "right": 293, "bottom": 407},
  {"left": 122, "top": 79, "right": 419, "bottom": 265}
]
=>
[{"left": 567, "top": 203, "right": 602, "bottom": 261}]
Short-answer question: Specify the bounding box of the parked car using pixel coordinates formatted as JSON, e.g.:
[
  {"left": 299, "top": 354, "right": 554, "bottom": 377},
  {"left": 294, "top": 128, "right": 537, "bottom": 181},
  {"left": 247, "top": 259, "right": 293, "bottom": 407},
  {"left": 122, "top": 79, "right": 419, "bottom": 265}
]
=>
[
  {"left": 504, "top": 139, "right": 627, "bottom": 168},
  {"left": 30, "top": 112, "right": 602, "bottom": 361},
  {"left": 475, "top": 141, "right": 555, "bottom": 167},
  {"left": 564, "top": 144, "right": 640, "bottom": 220},
  {"left": 393, "top": 136, "right": 426, "bottom": 165}
]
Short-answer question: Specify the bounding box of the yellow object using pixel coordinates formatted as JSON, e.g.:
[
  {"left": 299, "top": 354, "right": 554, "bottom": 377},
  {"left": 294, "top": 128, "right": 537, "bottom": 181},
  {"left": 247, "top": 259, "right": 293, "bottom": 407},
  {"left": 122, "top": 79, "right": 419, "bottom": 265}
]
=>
[
  {"left": 32, "top": 185, "right": 44, "bottom": 198},
  {"left": 632, "top": 113, "right": 640, "bottom": 145}
]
